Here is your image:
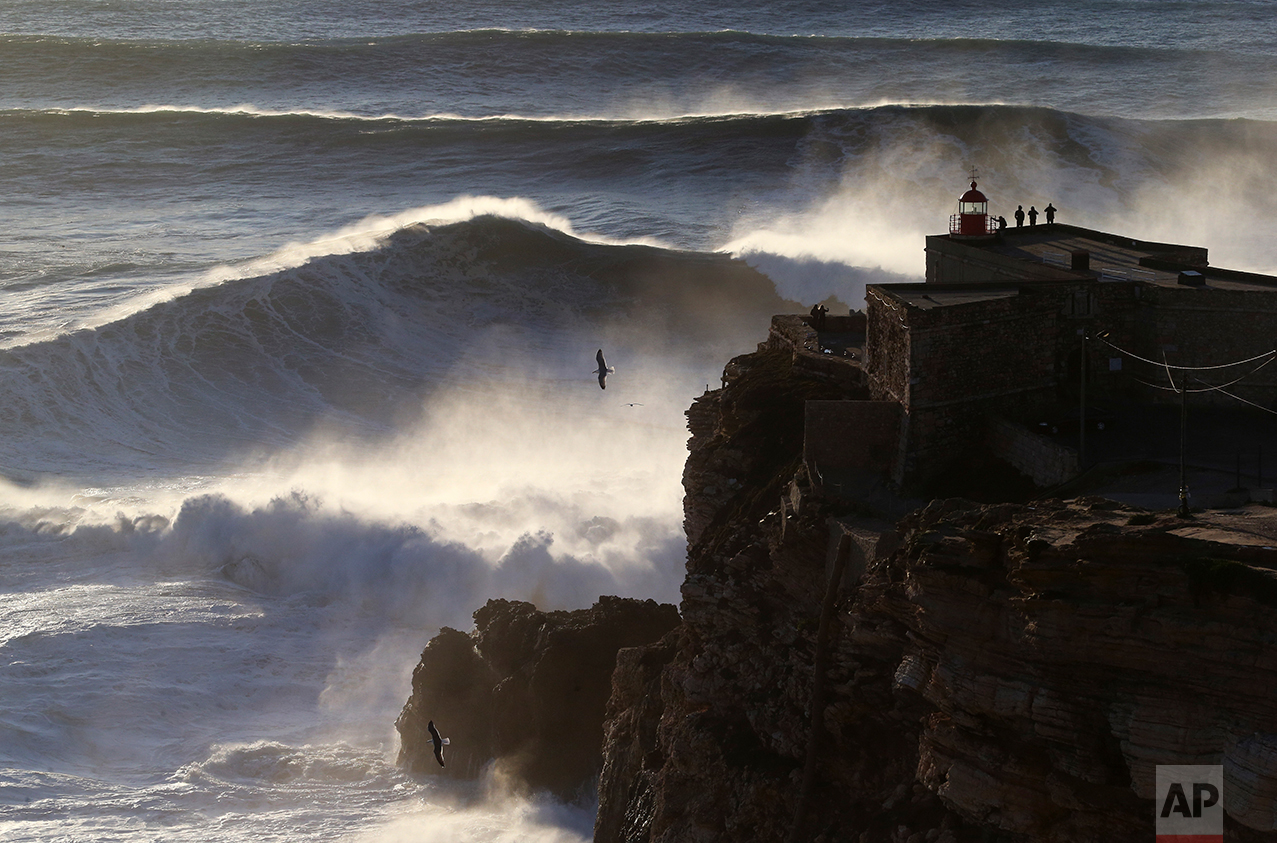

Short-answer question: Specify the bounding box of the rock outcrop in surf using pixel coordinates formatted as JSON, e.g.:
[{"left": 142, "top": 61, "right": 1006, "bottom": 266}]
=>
[{"left": 396, "top": 595, "right": 680, "bottom": 799}]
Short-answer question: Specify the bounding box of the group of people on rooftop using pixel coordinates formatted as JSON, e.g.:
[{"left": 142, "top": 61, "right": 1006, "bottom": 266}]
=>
[{"left": 996, "top": 202, "right": 1057, "bottom": 231}]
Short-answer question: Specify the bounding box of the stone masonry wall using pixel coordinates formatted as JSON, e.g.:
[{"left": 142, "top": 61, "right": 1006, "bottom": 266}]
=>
[
  {"left": 1133, "top": 285, "right": 1277, "bottom": 407},
  {"left": 865, "top": 287, "right": 911, "bottom": 405},
  {"left": 985, "top": 415, "right": 1079, "bottom": 487},
  {"left": 903, "top": 293, "right": 1059, "bottom": 411},
  {"left": 802, "top": 400, "right": 899, "bottom": 474},
  {"left": 872, "top": 288, "right": 1063, "bottom": 490}
]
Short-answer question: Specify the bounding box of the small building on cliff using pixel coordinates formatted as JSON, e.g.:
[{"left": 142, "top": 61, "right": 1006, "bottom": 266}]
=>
[{"left": 802, "top": 180, "right": 1277, "bottom": 495}]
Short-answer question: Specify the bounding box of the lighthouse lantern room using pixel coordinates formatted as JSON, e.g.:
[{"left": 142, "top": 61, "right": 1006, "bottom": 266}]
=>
[{"left": 950, "top": 176, "right": 996, "bottom": 238}]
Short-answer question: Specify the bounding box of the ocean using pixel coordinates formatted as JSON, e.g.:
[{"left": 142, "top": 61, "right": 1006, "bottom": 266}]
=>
[{"left": 0, "top": 1, "right": 1274, "bottom": 840}]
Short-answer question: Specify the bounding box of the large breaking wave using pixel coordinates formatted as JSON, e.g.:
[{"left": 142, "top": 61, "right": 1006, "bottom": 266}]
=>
[{"left": 0, "top": 211, "right": 795, "bottom": 478}]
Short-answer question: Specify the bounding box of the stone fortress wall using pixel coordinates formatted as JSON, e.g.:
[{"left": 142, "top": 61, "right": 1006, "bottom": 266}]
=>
[{"left": 788, "top": 222, "right": 1277, "bottom": 493}]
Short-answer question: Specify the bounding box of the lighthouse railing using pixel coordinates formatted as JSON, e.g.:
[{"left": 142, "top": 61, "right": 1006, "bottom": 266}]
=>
[{"left": 949, "top": 214, "right": 998, "bottom": 235}]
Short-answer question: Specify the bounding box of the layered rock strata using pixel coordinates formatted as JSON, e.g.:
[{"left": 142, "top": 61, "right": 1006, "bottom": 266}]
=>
[
  {"left": 594, "top": 344, "right": 1277, "bottom": 842},
  {"left": 856, "top": 497, "right": 1277, "bottom": 842},
  {"left": 397, "top": 596, "right": 680, "bottom": 798}
]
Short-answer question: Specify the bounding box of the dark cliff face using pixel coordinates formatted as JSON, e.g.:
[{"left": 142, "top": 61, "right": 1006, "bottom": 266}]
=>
[
  {"left": 594, "top": 345, "right": 1277, "bottom": 843},
  {"left": 598, "top": 345, "right": 904, "bottom": 843},
  {"left": 396, "top": 596, "right": 680, "bottom": 799}
]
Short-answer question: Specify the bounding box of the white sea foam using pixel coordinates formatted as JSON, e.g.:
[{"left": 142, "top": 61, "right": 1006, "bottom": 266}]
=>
[
  {"left": 724, "top": 103, "right": 1277, "bottom": 306},
  {"left": 0, "top": 341, "right": 695, "bottom": 820},
  {"left": 352, "top": 787, "right": 596, "bottom": 843},
  {"left": 0, "top": 380, "right": 684, "bottom": 840}
]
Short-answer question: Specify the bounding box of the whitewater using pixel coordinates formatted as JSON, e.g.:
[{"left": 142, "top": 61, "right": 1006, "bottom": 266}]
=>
[{"left": 1, "top": 1, "right": 1275, "bottom": 840}]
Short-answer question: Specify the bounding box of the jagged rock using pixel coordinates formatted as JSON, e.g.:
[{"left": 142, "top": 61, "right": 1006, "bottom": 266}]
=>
[
  {"left": 602, "top": 347, "right": 892, "bottom": 842},
  {"left": 396, "top": 595, "right": 680, "bottom": 798},
  {"left": 397, "top": 625, "right": 498, "bottom": 779},
  {"left": 594, "top": 630, "right": 682, "bottom": 843}
]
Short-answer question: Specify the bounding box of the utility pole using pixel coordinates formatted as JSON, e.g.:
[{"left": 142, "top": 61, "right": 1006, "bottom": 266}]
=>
[
  {"left": 1179, "top": 374, "right": 1190, "bottom": 518},
  {"left": 1080, "top": 330, "right": 1087, "bottom": 471}
]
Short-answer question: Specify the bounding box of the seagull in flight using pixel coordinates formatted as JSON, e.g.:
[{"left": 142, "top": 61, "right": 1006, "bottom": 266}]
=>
[
  {"left": 593, "top": 349, "right": 615, "bottom": 390},
  {"left": 427, "top": 720, "right": 450, "bottom": 768}
]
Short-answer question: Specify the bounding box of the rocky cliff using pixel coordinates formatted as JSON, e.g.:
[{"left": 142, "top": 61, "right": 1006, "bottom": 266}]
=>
[
  {"left": 594, "top": 344, "right": 1277, "bottom": 842},
  {"left": 396, "top": 596, "right": 680, "bottom": 799}
]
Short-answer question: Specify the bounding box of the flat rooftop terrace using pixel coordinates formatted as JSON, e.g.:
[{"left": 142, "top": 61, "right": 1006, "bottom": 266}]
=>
[
  {"left": 929, "top": 223, "right": 1277, "bottom": 294},
  {"left": 876, "top": 286, "right": 1020, "bottom": 311},
  {"left": 996, "top": 228, "right": 1177, "bottom": 284}
]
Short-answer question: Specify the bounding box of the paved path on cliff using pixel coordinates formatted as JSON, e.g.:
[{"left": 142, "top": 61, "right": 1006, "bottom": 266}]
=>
[{"left": 1061, "top": 402, "right": 1277, "bottom": 510}]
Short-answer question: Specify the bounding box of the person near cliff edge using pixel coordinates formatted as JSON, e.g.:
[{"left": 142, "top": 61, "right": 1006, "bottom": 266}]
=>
[
  {"left": 1028, "top": 205, "right": 1039, "bottom": 226},
  {"left": 1014, "top": 205, "right": 1025, "bottom": 227},
  {"left": 809, "top": 303, "right": 828, "bottom": 331},
  {"left": 1045, "top": 203, "right": 1057, "bottom": 224}
]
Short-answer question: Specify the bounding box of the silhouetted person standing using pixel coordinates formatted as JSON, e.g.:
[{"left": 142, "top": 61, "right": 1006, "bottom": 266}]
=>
[
  {"left": 1014, "top": 205, "right": 1024, "bottom": 227},
  {"left": 1044, "top": 203, "right": 1056, "bottom": 224},
  {"left": 1028, "top": 206, "right": 1038, "bottom": 225},
  {"left": 809, "top": 303, "right": 828, "bottom": 330}
]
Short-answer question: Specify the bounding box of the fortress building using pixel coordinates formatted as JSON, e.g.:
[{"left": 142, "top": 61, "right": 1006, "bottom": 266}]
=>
[{"left": 789, "top": 179, "right": 1277, "bottom": 495}]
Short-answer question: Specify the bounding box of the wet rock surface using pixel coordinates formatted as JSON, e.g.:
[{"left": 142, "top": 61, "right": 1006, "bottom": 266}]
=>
[{"left": 396, "top": 595, "right": 680, "bottom": 798}]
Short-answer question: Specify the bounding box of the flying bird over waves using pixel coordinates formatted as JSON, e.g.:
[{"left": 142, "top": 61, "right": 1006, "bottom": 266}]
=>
[
  {"left": 427, "top": 720, "right": 449, "bottom": 768},
  {"left": 593, "top": 348, "right": 615, "bottom": 390}
]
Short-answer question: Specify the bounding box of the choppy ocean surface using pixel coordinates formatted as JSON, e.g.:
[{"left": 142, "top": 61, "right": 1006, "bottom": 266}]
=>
[{"left": 0, "top": 2, "right": 1274, "bottom": 840}]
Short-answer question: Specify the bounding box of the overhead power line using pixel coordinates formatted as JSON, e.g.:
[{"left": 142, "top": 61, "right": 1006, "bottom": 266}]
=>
[
  {"left": 1098, "top": 337, "right": 1277, "bottom": 371},
  {"left": 1109, "top": 337, "right": 1277, "bottom": 415}
]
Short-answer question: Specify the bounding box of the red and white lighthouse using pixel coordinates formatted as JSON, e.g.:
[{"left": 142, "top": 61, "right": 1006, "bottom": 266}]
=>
[{"left": 950, "top": 178, "right": 996, "bottom": 238}]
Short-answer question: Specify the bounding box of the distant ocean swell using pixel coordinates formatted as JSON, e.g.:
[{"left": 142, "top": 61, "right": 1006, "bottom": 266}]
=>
[
  {"left": 6, "top": 104, "right": 1275, "bottom": 167},
  {"left": 0, "top": 30, "right": 1262, "bottom": 71},
  {"left": 3, "top": 31, "right": 1274, "bottom": 121}
]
